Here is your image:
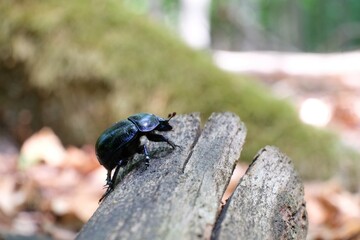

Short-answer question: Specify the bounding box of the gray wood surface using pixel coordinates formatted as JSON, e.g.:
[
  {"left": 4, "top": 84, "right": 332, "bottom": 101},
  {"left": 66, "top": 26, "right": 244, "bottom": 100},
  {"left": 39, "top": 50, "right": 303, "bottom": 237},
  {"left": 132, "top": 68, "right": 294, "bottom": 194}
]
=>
[
  {"left": 212, "top": 146, "right": 308, "bottom": 240},
  {"left": 77, "top": 113, "right": 307, "bottom": 240}
]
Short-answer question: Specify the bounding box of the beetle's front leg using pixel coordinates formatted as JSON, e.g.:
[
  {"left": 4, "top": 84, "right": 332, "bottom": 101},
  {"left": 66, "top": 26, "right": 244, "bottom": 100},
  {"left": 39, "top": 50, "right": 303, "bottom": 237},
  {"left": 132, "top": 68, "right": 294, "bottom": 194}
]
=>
[{"left": 147, "top": 133, "right": 180, "bottom": 149}]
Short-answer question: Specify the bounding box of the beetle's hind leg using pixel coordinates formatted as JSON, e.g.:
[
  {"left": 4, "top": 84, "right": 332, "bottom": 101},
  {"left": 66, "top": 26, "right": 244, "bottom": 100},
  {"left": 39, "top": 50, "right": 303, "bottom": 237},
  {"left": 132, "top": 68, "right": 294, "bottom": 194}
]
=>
[
  {"left": 99, "top": 160, "right": 125, "bottom": 203},
  {"left": 99, "top": 184, "right": 113, "bottom": 203},
  {"left": 99, "top": 169, "right": 117, "bottom": 203},
  {"left": 104, "top": 170, "right": 113, "bottom": 188}
]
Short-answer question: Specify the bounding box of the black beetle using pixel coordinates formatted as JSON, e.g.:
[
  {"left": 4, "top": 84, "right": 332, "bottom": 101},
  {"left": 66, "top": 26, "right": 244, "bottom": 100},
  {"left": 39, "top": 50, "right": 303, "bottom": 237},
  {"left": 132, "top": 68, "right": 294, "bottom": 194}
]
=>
[{"left": 95, "top": 112, "right": 178, "bottom": 202}]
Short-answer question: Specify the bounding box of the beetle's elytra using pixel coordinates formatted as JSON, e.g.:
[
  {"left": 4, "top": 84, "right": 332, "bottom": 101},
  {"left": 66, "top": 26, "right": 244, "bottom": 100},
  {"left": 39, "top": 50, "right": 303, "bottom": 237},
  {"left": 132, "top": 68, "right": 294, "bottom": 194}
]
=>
[{"left": 95, "top": 112, "right": 178, "bottom": 202}]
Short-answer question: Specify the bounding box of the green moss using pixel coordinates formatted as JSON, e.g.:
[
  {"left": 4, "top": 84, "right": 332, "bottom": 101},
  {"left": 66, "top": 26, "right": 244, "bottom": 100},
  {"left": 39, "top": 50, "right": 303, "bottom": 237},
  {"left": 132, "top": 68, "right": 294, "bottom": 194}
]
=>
[{"left": 0, "top": 0, "right": 358, "bottom": 180}]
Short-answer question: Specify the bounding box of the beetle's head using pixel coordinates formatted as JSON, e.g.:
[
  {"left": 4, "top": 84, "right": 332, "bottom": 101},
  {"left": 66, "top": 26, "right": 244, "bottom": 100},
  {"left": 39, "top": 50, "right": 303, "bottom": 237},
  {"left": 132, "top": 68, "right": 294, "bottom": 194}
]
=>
[{"left": 156, "top": 112, "right": 176, "bottom": 131}]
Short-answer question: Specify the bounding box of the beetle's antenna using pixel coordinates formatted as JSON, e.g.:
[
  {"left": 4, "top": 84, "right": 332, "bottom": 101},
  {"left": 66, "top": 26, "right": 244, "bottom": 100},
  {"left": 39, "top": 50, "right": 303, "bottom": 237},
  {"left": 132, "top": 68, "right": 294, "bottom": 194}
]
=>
[{"left": 167, "top": 112, "right": 176, "bottom": 121}]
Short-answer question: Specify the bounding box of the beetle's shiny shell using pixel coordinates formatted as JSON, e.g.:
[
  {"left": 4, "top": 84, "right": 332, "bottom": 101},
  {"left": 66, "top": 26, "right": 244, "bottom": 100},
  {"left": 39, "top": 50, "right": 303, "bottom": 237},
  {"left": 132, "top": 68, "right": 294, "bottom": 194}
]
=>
[
  {"left": 128, "top": 113, "right": 160, "bottom": 132},
  {"left": 95, "top": 120, "right": 138, "bottom": 170}
]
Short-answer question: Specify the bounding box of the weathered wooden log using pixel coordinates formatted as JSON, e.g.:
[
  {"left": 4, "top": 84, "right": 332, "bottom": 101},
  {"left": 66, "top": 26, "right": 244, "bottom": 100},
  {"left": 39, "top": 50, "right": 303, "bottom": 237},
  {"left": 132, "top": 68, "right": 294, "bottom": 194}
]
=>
[
  {"left": 76, "top": 113, "right": 307, "bottom": 240},
  {"left": 212, "top": 146, "right": 308, "bottom": 240}
]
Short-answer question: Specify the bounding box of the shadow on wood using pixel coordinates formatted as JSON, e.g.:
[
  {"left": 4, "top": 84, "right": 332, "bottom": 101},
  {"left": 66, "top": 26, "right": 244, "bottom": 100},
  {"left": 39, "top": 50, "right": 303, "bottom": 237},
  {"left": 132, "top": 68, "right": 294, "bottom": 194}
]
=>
[{"left": 76, "top": 112, "right": 308, "bottom": 240}]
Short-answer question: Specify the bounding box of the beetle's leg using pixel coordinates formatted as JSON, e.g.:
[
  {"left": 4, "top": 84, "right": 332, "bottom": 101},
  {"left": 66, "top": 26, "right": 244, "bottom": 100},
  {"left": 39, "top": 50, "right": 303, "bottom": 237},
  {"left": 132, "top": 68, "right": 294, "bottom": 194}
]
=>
[
  {"left": 110, "top": 163, "right": 122, "bottom": 186},
  {"left": 137, "top": 145, "right": 151, "bottom": 166},
  {"left": 99, "top": 160, "right": 125, "bottom": 203},
  {"left": 105, "top": 170, "right": 113, "bottom": 188},
  {"left": 100, "top": 170, "right": 114, "bottom": 203},
  {"left": 143, "top": 145, "right": 150, "bottom": 166},
  {"left": 146, "top": 133, "right": 180, "bottom": 149},
  {"left": 99, "top": 186, "right": 113, "bottom": 203}
]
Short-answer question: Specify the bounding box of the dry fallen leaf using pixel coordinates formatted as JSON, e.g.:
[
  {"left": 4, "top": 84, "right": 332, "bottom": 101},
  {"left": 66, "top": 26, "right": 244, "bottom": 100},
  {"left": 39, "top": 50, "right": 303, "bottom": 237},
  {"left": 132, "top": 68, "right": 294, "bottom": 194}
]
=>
[
  {"left": 19, "top": 128, "right": 66, "bottom": 168},
  {"left": 305, "top": 180, "right": 360, "bottom": 239},
  {"left": 63, "top": 145, "right": 99, "bottom": 174}
]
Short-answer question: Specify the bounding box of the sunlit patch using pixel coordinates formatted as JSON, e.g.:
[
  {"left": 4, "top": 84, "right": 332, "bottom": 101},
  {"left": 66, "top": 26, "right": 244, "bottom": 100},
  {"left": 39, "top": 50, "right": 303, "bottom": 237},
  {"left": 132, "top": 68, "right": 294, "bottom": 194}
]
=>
[{"left": 300, "top": 98, "right": 333, "bottom": 127}]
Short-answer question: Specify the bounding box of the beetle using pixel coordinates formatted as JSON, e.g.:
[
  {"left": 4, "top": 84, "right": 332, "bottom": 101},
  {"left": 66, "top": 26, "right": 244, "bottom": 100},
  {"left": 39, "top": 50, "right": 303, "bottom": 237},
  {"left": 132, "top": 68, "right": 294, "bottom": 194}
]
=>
[{"left": 95, "top": 112, "right": 178, "bottom": 202}]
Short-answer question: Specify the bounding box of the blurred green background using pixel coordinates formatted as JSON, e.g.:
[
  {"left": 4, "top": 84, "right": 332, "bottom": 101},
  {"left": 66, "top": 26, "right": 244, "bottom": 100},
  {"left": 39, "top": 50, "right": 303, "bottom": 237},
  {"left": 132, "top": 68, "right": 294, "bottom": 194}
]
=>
[
  {"left": 211, "top": 0, "right": 360, "bottom": 51},
  {"left": 0, "top": 0, "right": 359, "bottom": 182}
]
